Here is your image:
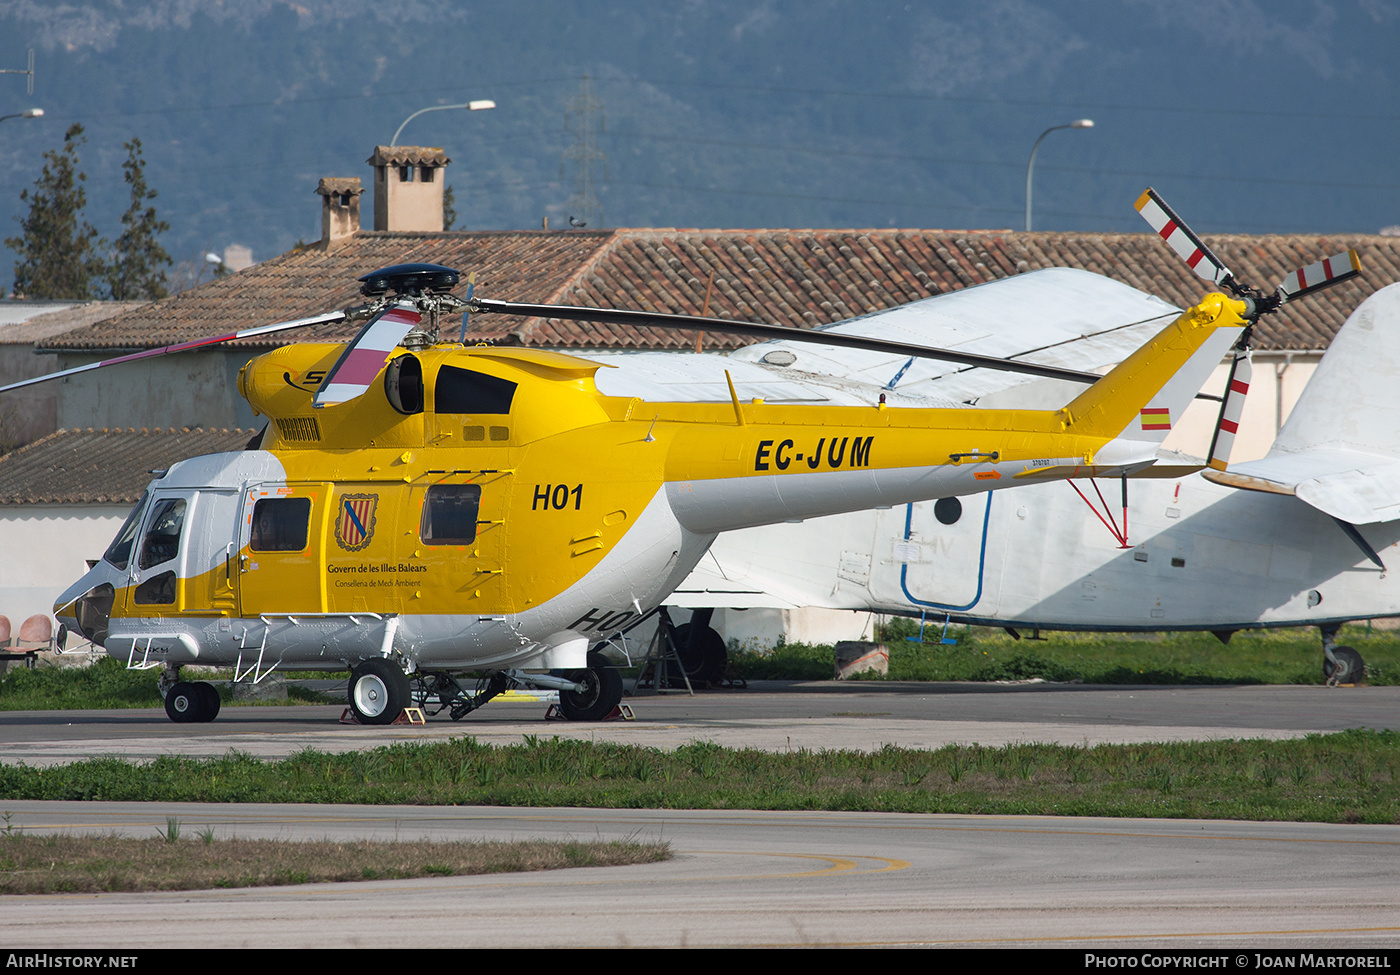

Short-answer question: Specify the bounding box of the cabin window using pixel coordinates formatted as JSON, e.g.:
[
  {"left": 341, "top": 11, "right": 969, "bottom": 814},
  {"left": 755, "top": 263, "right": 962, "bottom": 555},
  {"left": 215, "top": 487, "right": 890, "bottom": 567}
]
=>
[
  {"left": 103, "top": 491, "right": 149, "bottom": 570},
  {"left": 138, "top": 498, "right": 187, "bottom": 570},
  {"left": 134, "top": 571, "right": 177, "bottom": 605},
  {"left": 420, "top": 484, "right": 482, "bottom": 545},
  {"left": 434, "top": 365, "right": 516, "bottom": 414},
  {"left": 250, "top": 498, "right": 312, "bottom": 552}
]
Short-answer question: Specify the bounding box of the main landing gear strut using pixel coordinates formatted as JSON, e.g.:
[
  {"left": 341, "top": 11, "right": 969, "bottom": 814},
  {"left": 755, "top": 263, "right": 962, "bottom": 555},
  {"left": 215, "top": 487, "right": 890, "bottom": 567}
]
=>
[{"left": 344, "top": 652, "right": 624, "bottom": 724}]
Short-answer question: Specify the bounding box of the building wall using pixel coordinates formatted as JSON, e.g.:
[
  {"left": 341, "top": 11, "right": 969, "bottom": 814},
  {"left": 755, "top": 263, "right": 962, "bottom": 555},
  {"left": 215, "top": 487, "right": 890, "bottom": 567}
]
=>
[
  {"left": 53, "top": 350, "right": 258, "bottom": 432},
  {"left": 1160, "top": 353, "right": 1320, "bottom": 463},
  {"left": 0, "top": 503, "right": 129, "bottom": 650}
]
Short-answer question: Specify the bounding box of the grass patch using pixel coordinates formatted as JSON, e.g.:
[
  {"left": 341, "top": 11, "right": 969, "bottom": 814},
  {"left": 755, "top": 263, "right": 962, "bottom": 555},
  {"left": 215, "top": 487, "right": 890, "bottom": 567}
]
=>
[
  {"left": 0, "top": 831, "right": 669, "bottom": 894},
  {"left": 1, "top": 731, "right": 1397, "bottom": 824},
  {"left": 727, "top": 623, "right": 1400, "bottom": 685},
  {"left": 0, "top": 657, "right": 343, "bottom": 711}
]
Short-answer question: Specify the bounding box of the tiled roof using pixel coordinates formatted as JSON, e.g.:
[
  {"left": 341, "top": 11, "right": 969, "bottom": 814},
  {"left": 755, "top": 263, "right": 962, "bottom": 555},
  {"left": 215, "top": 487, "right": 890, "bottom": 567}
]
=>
[
  {"left": 40, "top": 229, "right": 1399, "bottom": 356},
  {"left": 368, "top": 146, "right": 449, "bottom": 167},
  {"left": 0, "top": 427, "right": 255, "bottom": 505},
  {"left": 0, "top": 300, "right": 147, "bottom": 344},
  {"left": 40, "top": 231, "right": 614, "bottom": 353}
]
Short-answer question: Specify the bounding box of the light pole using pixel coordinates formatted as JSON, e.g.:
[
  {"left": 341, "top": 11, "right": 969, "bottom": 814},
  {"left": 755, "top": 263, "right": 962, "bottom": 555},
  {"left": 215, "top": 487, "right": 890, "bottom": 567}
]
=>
[
  {"left": 0, "top": 107, "right": 43, "bottom": 125},
  {"left": 391, "top": 99, "right": 495, "bottom": 146},
  {"left": 1025, "top": 119, "right": 1092, "bottom": 232}
]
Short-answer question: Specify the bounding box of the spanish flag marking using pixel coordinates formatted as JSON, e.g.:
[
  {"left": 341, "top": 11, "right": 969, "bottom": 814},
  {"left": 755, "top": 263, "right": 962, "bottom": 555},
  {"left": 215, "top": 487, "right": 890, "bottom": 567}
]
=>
[{"left": 1140, "top": 407, "right": 1172, "bottom": 431}]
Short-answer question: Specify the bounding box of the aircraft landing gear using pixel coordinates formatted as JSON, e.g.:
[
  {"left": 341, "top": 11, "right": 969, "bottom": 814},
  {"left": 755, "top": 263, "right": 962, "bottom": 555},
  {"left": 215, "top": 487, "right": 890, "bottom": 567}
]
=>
[
  {"left": 1321, "top": 625, "right": 1366, "bottom": 686},
  {"left": 347, "top": 657, "right": 411, "bottom": 724},
  {"left": 162, "top": 676, "right": 221, "bottom": 723},
  {"left": 557, "top": 651, "right": 624, "bottom": 721},
  {"left": 410, "top": 654, "right": 624, "bottom": 721}
]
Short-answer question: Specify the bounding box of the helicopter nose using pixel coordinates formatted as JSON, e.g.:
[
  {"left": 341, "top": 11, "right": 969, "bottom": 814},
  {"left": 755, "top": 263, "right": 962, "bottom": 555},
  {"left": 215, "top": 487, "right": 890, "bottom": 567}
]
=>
[{"left": 54, "top": 581, "right": 115, "bottom": 648}]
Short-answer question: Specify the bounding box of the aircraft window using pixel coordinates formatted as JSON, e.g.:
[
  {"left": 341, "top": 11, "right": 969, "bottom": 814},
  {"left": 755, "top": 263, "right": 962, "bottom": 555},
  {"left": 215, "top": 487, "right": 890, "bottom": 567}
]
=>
[
  {"left": 134, "top": 570, "right": 176, "bottom": 605},
  {"left": 384, "top": 354, "right": 424, "bottom": 414},
  {"left": 434, "top": 365, "right": 516, "bottom": 414},
  {"left": 250, "top": 498, "right": 312, "bottom": 552},
  {"left": 934, "top": 497, "right": 962, "bottom": 526},
  {"left": 420, "top": 484, "right": 482, "bottom": 545},
  {"left": 137, "top": 498, "right": 187, "bottom": 570},
  {"left": 102, "top": 491, "right": 149, "bottom": 570}
]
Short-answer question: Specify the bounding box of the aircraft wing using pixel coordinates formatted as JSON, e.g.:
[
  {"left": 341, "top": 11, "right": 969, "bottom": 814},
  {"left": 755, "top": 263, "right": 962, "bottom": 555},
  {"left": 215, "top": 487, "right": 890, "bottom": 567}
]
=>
[{"left": 582, "top": 268, "right": 1182, "bottom": 407}]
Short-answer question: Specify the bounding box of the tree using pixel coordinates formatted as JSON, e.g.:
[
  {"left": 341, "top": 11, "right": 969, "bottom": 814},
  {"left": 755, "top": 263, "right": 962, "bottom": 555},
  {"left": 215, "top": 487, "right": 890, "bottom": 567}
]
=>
[
  {"left": 443, "top": 184, "right": 458, "bottom": 231},
  {"left": 106, "top": 138, "right": 171, "bottom": 300},
  {"left": 5, "top": 124, "right": 106, "bottom": 299}
]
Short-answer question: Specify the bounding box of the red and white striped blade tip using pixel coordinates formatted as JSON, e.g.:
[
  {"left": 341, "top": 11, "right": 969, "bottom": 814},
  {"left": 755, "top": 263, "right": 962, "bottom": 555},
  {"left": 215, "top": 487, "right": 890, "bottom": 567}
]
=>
[
  {"left": 1277, "top": 249, "right": 1362, "bottom": 302},
  {"left": 1134, "top": 188, "right": 1233, "bottom": 287},
  {"left": 313, "top": 305, "right": 421, "bottom": 408}
]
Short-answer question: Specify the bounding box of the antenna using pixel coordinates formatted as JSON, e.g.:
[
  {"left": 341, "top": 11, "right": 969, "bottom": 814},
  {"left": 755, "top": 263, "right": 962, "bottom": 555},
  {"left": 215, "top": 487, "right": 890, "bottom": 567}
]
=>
[
  {"left": 562, "top": 74, "right": 605, "bottom": 230},
  {"left": 0, "top": 50, "right": 36, "bottom": 95}
]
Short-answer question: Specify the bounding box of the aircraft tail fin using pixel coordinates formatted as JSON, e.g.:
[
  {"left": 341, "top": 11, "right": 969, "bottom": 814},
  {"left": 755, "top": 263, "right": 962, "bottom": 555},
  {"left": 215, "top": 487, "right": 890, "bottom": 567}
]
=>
[
  {"left": 1203, "top": 283, "right": 1400, "bottom": 525},
  {"left": 1058, "top": 293, "right": 1247, "bottom": 443}
]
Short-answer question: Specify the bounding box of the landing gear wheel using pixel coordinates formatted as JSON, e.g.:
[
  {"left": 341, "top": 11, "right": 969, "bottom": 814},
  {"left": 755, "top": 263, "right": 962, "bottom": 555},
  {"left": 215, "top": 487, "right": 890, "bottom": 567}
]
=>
[
  {"left": 672, "top": 622, "right": 728, "bottom": 684},
  {"left": 558, "top": 651, "right": 623, "bottom": 721},
  {"left": 193, "top": 681, "right": 221, "bottom": 721},
  {"left": 165, "top": 681, "right": 204, "bottom": 723},
  {"left": 348, "top": 658, "right": 411, "bottom": 724},
  {"left": 1324, "top": 645, "right": 1366, "bottom": 685}
]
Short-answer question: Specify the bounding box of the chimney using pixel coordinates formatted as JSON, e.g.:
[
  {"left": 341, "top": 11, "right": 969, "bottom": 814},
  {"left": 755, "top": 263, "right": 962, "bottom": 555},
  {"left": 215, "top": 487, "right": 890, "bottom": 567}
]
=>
[
  {"left": 316, "top": 177, "right": 363, "bottom": 246},
  {"left": 367, "top": 145, "right": 450, "bottom": 232}
]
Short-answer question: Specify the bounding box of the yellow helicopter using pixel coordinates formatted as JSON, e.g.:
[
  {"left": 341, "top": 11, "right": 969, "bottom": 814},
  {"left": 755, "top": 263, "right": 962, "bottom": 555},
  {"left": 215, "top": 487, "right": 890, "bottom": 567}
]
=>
[{"left": 14, "top": 191, "right": 1345, "bottom": 726}]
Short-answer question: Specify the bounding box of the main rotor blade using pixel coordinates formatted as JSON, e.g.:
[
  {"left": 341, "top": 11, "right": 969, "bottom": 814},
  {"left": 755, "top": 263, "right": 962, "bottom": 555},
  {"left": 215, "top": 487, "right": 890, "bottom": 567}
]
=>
[
  {"left": 469, "top": 297, "right": 1110, "bottom": 386},
  {"left": 0, "top": 310, "right": 348, "bottom": 396},
  {"left": 1135, "top": 187, "right": 1236, "bottom": 290},
  {"left": 313, "top": 302, "right": 422, "bottom": 408}
]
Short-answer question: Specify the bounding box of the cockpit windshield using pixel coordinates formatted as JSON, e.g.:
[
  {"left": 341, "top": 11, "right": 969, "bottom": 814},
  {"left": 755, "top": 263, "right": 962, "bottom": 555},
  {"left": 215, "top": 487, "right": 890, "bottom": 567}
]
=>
[
  {"left": 102, "top": 491, "right": 149, "bottom": 570},
  {"left": 138, "top": 498, "right": 187, "bottom": 570}
]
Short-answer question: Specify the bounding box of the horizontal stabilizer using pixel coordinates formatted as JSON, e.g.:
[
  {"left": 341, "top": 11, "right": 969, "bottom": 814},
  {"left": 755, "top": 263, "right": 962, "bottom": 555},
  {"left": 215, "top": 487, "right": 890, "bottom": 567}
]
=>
[{"left": 1204, "top": 448, "right": 1400, "bottom": 525}]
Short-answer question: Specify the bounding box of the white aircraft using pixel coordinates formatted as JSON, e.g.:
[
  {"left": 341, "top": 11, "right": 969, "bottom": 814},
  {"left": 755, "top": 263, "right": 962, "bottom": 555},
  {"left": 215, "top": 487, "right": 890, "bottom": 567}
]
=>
[{"left": 670, "top": 202, "right": 1384, "bottom": 685}]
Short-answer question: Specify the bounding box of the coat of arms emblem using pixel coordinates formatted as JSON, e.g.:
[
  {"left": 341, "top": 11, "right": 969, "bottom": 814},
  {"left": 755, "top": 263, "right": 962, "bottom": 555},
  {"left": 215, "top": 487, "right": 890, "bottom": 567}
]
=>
[{"left": 335, "top": 493, "right": 378, "bottom": 551}]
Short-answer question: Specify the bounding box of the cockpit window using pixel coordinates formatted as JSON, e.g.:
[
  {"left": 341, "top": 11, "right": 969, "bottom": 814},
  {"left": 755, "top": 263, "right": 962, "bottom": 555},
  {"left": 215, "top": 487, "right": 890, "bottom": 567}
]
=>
[
  {"left": 138, "top": 498, "right": 187, "bottom": 570},
  {"left": 434, "top": 365, "right": 516, "bottom": 414},
  {"left": 103, "top": 491, "right": 149, "bottom": 570}
]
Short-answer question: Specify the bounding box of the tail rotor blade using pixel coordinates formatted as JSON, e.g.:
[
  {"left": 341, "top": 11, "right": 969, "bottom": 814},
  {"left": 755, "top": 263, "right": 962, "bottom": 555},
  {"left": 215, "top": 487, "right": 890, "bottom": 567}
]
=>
[
  {"left": 1135, "top": 187, "right": 1235, "bottom": 290},
  {"left": 1277, "top": 249, "right": 1362, "bottom": 303},
  {"left": 1206, "top": 351, "right": 1251, "bottom": 472}
]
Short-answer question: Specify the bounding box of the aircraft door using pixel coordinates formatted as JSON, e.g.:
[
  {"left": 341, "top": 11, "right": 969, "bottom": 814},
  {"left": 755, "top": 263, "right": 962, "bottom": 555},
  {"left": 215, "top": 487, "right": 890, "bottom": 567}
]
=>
[
  {"left": 236, "top": 483, "right": 327, "bottom": 616},
  {"left": 120, "top": 491, "right": 214, "bottom": 616},
  {"left": 879, "top": 494, "right": 1002, "bottom": 615}
]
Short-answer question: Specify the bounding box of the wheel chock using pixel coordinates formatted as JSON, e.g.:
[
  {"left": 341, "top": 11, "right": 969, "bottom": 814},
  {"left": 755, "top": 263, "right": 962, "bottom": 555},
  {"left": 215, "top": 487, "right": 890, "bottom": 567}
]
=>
[
  {"left": 339, "top": 707, "right": 424, "bottom": 725},
  {"left": 544, "top": 703, "right": 635, "bottom": 722}
]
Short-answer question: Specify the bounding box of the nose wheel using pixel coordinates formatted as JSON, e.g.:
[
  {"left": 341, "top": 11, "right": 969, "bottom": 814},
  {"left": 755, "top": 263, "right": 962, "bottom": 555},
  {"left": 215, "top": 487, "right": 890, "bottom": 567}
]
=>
[{"left": 164, "top": 681, "right": 221, "bottom": 723}]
